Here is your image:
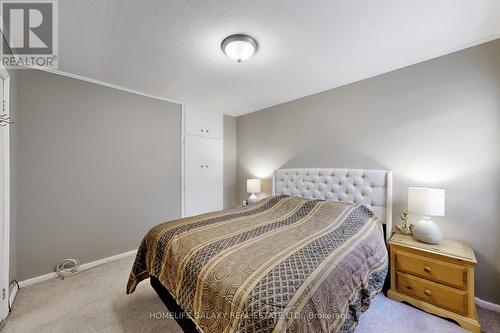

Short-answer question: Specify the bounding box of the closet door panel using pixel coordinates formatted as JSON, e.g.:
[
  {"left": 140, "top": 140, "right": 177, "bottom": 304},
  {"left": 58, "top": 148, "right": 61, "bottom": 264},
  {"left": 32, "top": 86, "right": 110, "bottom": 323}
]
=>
[
  {"left": 203, "top": 137, "right": 223, "bottom": 213},
  {"left": 185, "top": 107, "right": 222, "bottom": 138},
  {"left": 184, "top": 135, "right": 209, "bottom": 217}
]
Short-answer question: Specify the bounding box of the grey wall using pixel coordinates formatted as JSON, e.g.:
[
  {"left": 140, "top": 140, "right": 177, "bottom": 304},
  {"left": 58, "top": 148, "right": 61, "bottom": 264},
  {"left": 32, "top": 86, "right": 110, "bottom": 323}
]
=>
[
  {"left": 237, "top": 39, "right": 500, "bottom": 303},
  {"left": 16, "top": 70, "right": 182, "bottom": 280},
  {"left": 223, "top": 115, "right": 237, "bottom": 209}
]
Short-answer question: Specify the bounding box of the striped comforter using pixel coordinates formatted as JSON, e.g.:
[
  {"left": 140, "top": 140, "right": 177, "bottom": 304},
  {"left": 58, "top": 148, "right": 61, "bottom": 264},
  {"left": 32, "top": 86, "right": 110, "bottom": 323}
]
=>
[{"left": 127, "top": 195, "right": 388, "bottom": 333}]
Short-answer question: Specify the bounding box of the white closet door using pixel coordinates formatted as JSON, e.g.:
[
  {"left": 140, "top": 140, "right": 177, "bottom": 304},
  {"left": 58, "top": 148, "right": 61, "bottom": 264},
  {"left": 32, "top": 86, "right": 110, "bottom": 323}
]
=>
[
  {"left": 184, "top": 135, "right": 222, "bottom": 217},
  {"left": 0, "top": 76, "right": 9, "bottom": 322},
  {"left": 0, "top": 78, "right": 5, "bottom": 321},
  {"left": 184, "top": 107, "right": 222, "bottom": 139},
  {"left": 202, "top": 137, "right": 223, "bottom": 214}
]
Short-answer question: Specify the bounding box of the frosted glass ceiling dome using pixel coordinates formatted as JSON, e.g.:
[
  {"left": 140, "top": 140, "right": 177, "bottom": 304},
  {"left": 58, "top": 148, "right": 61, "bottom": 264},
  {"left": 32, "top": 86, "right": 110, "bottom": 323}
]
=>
[{"left": 221, "top": 34, "right": 258, "bottom": 63}]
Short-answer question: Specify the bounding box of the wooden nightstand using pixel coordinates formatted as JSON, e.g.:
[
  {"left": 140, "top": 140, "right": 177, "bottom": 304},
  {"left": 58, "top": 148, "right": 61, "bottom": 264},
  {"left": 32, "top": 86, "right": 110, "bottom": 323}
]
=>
[{"left": 387, "top": 234, "right": 480, "bottom": 333}]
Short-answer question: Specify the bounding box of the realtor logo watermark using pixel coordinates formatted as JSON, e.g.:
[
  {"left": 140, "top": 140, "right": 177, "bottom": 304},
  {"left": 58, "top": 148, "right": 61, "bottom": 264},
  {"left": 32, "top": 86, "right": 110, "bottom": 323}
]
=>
[{"left": 1, "top": 0, "right": 58, "bottom": 68}]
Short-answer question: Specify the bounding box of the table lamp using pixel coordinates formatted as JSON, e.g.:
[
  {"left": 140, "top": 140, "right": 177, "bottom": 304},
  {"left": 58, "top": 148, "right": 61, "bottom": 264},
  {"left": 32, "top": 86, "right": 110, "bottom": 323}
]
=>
[
  {"left": 408, "top": 187, "right": 445, "bottom": 244},
  {"left": 247, "top": 179, "right": 261, "bottom": 204}
]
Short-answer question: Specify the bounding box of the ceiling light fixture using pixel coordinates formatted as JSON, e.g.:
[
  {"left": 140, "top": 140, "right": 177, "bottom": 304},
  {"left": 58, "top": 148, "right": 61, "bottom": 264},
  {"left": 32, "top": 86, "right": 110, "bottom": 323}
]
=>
[{"left": 221, "top": 34, "right": 258, "bottom": 63}]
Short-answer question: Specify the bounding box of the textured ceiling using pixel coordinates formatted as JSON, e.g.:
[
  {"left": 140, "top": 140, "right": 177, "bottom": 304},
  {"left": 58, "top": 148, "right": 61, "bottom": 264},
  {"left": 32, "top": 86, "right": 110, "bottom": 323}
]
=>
[{"left": 58, "top": 0, "right": 500, "bottom": 116}]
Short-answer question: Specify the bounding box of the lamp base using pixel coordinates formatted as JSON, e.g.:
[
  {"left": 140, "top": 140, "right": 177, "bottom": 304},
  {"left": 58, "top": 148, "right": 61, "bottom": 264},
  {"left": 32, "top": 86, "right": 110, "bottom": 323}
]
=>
[
  {"left": 412, "top": 217, "right": 442, "bottom": 244},
  {"left": 248, "top": 193, "right": 258, "bottom": 204}
]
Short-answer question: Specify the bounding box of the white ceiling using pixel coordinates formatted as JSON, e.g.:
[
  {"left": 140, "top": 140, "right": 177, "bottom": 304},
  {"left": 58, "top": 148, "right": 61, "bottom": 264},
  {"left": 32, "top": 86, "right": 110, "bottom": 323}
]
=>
[{"left": 58, "top": 0, "right": 500, "bottom": 116}]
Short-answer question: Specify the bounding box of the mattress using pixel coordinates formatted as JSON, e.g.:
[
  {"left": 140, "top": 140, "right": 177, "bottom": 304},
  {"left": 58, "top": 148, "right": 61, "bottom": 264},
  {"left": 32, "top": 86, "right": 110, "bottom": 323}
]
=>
[{"left": 127, "top": 195, "right": 388, "bottom": 332}]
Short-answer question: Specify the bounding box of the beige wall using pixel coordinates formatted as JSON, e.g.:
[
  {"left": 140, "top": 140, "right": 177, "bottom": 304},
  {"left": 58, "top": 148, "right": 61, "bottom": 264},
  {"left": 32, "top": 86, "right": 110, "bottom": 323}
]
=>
[
  {"left": 16, "top": 70, "right": 182, "bottom": 280},
  {"left": 236, "top": 39, "right": 500, "bottom": 303},
  {"left": 11, "top": 69, "right": 238, "bottom": 282}
]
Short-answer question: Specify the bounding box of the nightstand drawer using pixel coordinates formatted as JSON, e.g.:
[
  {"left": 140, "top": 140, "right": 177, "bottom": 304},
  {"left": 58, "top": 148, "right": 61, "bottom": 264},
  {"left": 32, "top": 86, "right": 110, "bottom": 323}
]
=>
[
  {"left": 395, "top": 249, "right": 466, "bottom": 289},
  {"left": 396, "top": 272, "right": 467, "bottom": 315}
]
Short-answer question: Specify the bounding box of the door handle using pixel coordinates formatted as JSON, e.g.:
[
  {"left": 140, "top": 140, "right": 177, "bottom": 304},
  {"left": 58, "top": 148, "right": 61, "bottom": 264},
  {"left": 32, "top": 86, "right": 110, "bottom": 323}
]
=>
[{"left": 0, "top": 114, "right": 14, "bottom": 126}]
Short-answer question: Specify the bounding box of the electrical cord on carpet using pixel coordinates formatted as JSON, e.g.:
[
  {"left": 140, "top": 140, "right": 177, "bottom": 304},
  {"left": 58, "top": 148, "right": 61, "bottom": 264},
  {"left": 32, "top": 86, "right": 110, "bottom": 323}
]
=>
[{"left": 56, "top": 258, "right": 80, "bottom": 279}]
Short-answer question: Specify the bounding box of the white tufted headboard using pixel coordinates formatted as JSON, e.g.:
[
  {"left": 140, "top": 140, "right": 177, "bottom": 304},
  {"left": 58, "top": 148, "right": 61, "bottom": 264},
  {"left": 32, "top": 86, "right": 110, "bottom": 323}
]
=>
[{"left": 272, "top": 168, "right": 393, "bottom": 242}]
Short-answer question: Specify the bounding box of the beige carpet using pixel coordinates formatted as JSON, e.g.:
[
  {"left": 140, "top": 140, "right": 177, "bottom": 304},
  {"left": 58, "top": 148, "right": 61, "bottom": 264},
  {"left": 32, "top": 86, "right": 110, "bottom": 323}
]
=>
[{"left": 2, "top": 255, "right": 498, "bottom": 333}]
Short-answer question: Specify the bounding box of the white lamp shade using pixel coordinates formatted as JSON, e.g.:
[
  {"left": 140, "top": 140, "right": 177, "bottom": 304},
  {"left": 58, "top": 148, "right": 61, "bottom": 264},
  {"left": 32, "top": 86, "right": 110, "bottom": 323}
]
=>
[
  {"left": 408, "top": 187, "right": 445, "bottom": 216},
  {"left": 247, "top": 179, "right": 261, "bottom": 194}
]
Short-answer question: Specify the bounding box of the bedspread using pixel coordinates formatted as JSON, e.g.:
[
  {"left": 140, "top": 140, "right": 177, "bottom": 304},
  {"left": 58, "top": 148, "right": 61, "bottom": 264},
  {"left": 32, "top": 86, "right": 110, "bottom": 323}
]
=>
[{"left": 127, "top": 195, "right": 388, "bottom": 333}]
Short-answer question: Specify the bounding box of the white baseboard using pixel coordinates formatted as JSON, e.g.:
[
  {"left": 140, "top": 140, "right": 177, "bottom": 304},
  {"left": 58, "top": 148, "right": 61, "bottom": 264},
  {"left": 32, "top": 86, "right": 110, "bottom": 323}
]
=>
[
  {"left": 476, "top": 297, "right": 500, "bottom": 314},
  {"left": 18, "top": 250, "right": 137, "bottom": 288},
  {"left": 18, "top": 272, "right": 57, "bottom": 288},
  {"left": 8, "top": 282, "right": 18, "bottom": 308}
]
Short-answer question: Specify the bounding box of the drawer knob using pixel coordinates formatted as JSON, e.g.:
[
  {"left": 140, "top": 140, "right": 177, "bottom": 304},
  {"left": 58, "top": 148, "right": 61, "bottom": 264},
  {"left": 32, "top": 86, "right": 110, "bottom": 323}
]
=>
[
  {"left": 424, "top": 289, "right": 432, "bottom": 296},
  {"left": 424, "top": 266, "right": 432, "bottom": 273}
]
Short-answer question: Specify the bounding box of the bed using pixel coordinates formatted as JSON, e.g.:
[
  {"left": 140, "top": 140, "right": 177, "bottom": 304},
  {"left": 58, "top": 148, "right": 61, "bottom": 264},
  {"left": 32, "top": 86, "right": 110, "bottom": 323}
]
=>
[{"left": 127, "top": 168, "right": 393, "bottom": 332}]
